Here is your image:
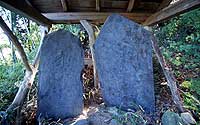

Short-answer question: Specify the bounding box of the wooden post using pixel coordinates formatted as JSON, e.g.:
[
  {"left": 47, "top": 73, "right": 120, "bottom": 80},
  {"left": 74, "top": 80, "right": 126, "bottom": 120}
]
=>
[
  {"left": 60, "top": 0, "right": 68, "bottom": 12},
  {"left": 127, "top": 0, "right": 135, "bottom": 12},
  {"left": 148, "top": 30, "right": 184, "bottom": 112},
  {"left": 80, "top": 20, "right": 99, "bottom": 89},
  {"left": 96, "top": 0, "right": 100, "bottom": 11},
  {"left": 0, "top": 17, "right": 48, "bottom": 114}
]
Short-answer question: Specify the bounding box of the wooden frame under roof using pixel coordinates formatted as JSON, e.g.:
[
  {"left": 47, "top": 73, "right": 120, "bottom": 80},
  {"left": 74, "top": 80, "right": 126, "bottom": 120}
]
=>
[{"left": 0, "top": 0, "right": 199, "bottom": 27}]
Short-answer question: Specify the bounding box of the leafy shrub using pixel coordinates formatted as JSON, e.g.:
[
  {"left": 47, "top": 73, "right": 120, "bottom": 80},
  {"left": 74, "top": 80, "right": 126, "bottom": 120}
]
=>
[
  {"left": 190, "top": 79, "right": 200, "bottom": 96},
  {"left": 0, "top": 62, "right": 24, "bottom": 110},
  {"left": 153, "top": 8, "right": 200, "bottom": 79},
  {"left": 153, "top": 8, "right": 200, "bottom": 121}
]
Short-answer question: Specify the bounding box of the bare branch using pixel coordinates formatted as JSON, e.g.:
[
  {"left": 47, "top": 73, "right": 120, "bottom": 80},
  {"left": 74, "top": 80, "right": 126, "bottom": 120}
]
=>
[{"left": 0, "top": 16, "right": 32, "bottom": 72}]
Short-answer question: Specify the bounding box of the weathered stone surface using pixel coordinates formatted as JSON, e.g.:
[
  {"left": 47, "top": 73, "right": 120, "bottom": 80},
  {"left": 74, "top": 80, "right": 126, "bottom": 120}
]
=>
[
  {"left": 38, "top": 30, "right": 84, "bottom": 119},
  {"left": 94, "top": 14, "right": 155, "bottom": 113},
  {"left": 181, "top": 112, "right": 196, "bottom": 125},
  {"left": 109, "top": 119, "right": 122, "bottom": 125},
  {"left": 161, "top": 111, "right": 184, "bottom": 125}
]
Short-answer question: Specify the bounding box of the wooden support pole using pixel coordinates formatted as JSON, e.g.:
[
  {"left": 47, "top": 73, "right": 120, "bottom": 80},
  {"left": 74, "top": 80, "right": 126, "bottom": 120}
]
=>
[
  {"left": 0, "top": 17, "right": 48, "bottom": 114},
  {"left": 60, "top": 0, "right": 68, "bottom": 12},
  {"left": 0, "top": 16, "right": 32, "bottom": 72},
  {"left": 150, "top": 32, "right": 184, "bottom": 112},
  {"left": 80, "top": 20, "right": 99, "bottom": 89},
  {"left": 127, "top": 0, "right": 135, "bottom": 12},
  {"left": 7, "top": 26, "right": 48, "bottom": 112},
  {"left": 96, "top": 0, "right": 100, "bottom": 11}
]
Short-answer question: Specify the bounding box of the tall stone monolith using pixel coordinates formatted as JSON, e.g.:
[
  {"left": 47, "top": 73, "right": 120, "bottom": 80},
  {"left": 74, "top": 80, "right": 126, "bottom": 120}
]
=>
[
  {"left": 94, "top": 14, "right": 155, "bottom": 113},
  {"left": 37, "top": 30, "right": 84, "bottom": 119}
]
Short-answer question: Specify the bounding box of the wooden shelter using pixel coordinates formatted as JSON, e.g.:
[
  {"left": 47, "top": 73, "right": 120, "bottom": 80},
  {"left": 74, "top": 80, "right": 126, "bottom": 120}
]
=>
[
  {"left": 0, "top": 0, "right": 199, "bottom": 27},
  {"left": 0, "top": 0, "right": 199, "bottom": 121}
]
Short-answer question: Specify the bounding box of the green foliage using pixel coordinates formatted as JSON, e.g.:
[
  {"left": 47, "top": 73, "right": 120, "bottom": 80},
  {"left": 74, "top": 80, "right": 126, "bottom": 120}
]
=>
[
  {"left": 0, "top": 62, "right": 24, "bottom": 110},
  {"left": 180, "top": 79, "right": 200, "bottom": 113},
  {"left": 190, "top": 79, "right": 200, "bottom": 96},
  {"left": 51, "top": 24, "right": 81, "bottom": 36},
  {"left": 153, "top": 8, "right": 200, "bottom": 78},
  {"left": 181, "top": 81, "right": 191, "bottom": 89},
  {"left": 153, "top": 8, "right": 200, "bottom": 121},
  {"left": 183, "top": 92, "right": 200, "bottom": 113},
  {"left": 0, "top": 7, "right": 41, "bottom": 113}
]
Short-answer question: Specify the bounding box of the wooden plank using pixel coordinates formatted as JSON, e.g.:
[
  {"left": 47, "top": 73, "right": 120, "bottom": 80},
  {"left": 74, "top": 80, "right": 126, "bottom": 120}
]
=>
[
  {"left": 60, "top": 0, "right": 68, "bottom": 11},
  {"left": 80, "top": 20, "right": 98, "bottom": 88},
  {"left": 150, "top": 33, "right": 184, "bottom": 112},
  {"left": 96, "top": 0, "right": 100, "bottom": 11},
  {"left": 157, "top": 0, "right": 172, "bottom": 10},
  {"left": 143, "top": 0, "right": 200, "bottom": 26},
  {"left": 33, "top": 0, "right": 159, "bottom": 13},
  {"left": 84, "top": 58, "right": 93, "bottom": 66},
  {"left": 43, "top": 12, "right": 152, "bottom": 24},
  {"left": 0, "top": 0, "right": 52, "bottom": 27},
  {"left": 127, "top": 0, "right": 135, "bottom": 12}
]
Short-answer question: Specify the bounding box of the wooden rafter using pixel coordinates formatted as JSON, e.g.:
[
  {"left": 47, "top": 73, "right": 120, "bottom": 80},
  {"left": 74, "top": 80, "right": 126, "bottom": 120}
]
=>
[
  {"left": 127, "top": 0, "right": 135, "bottom": 12},
  {"left": 43, "top": 12, "right": 152, "bottom": 24},
  {"left": 143, "top": 0, "right": 200, "bottom": 26},
  {"left": 0, "top": 0, "right": 52, "bottom": 27},
  {"left": 60, "top": 0, "right": 68, "bottom": 11},
  {"left": 157, "top": 0, "right": 172, "bottom": 10},
  {"left": 96, "top": 0, "right": 100, "bottom": 11}
]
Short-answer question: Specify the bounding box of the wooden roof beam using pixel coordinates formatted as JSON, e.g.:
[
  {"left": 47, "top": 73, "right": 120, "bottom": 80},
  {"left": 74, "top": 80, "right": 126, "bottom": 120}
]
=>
[
  {"left": 96, "top": 0, "right": 100, "bottom": 11},
  {"left": 127, "top": 0, "right": 135, "bottom": 12},
  {"left": 157, "top": 0, "right": 172, "bottom": 10},
  {"left": 0, "top": 0, "right": 52, "bottom": 27},
  {"left": 43, "top": 12, "right": 152, "bottom": 24},
  {"left": 143, "top": 0, "right": 200, "bottom": 26},
  {"left": 60, "top": 0, "right": 68, "bottom": 12}
]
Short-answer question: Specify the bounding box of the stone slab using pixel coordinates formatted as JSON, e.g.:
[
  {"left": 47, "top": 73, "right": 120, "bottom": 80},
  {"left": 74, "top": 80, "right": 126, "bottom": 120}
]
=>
[
  {"left": 37, "top": 30, "right": 84, "bottom": 119},
  {"left": 94, "top": 14, "right": 155, "bottom": 113}
]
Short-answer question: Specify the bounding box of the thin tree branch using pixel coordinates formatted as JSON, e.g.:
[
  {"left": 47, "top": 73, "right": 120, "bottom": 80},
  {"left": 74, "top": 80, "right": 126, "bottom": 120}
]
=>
[{"left": 0, "top": 16, "right": 32, "bottom": 72}]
